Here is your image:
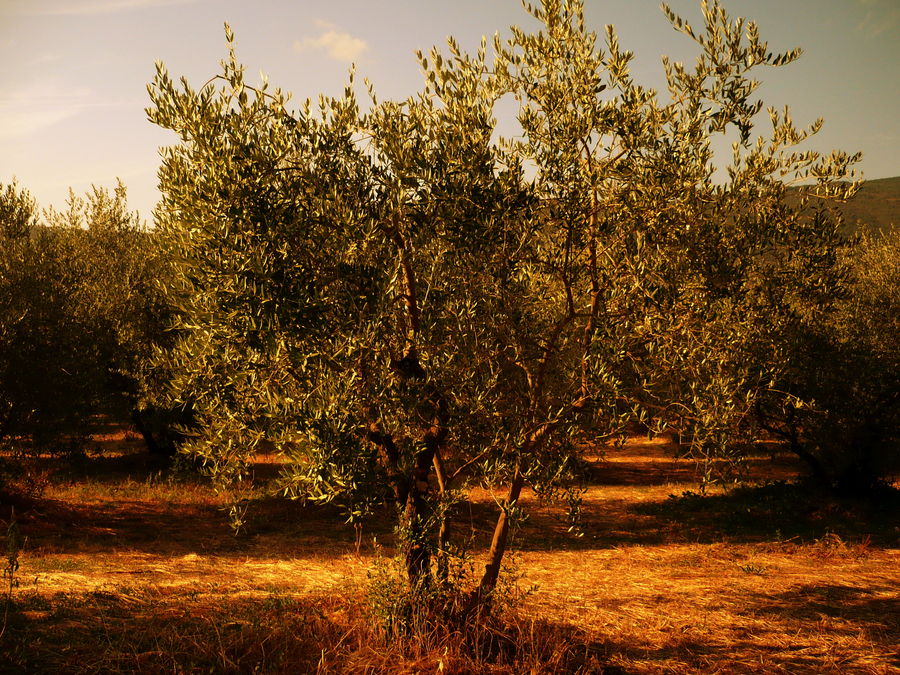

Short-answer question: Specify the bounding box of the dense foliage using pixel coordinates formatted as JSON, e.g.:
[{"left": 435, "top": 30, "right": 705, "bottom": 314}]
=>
[
  {"left": 758, "top": 227, "right": 900, "bottom": 492},
  {"left": 146, "top": 0, "right": 863, "bottom": 603},
  {"left": 0, "top": 181, "right": 169, "bottom": 459}
]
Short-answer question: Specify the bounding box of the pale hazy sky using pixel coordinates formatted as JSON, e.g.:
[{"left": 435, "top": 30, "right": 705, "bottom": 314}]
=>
[{"left": 1, "top": 0, "right": 898, "bottom": 222}]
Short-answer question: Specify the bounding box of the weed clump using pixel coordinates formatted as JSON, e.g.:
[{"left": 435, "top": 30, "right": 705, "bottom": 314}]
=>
[{"left": 360, "top": 550, "right": 604, "bottom": 674}]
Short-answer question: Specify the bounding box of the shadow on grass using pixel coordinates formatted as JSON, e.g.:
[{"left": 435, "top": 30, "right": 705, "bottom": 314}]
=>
[
  {"left": 0, "top": 590, "right": 622, "bottom": 675},
  {"left": 505, "top": 479, "right": 900, "bottom": 552},
  {"left": 629, "top": 480, "right": 900, "bottom": 546},
  {"left": 7, "top": 494, "right": 396, "bottom": 559},
  {"left": 750, "top": 583, "right": 900, "bottom": 629},
  {"left": 552, "top": 582, "right": 900, "bottom": 673},
  {"left": 1, "top": 448, "right": 393, "bottom": 558},
  {"left": 4, "top": 582, "right": 897, "bottom": 674},
  {"left": 8, "top": 480, "right": 900, "bottom": 560},
  {"left": 581, "top": 451, "right": 801, "bottom": 487},
  {"left": 735, "top": 582, "right": 900, "bottom": 670},
  {"left": 5, "top": 448, "right": 899, "bottom": 558},
  {"left": 0, "top": 591, "right": 348, "bottom": 675}
]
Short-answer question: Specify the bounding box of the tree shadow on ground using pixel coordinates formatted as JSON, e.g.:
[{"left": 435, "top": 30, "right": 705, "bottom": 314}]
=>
[
  {"left": 581, "top": 447, "right": 801, "bottom": 487},
  {"left": 738, "top": 583, "right": 900, "bottom": 670},
  {"left": 628, "top": 480, "right": 900, "bottom": 546},
  {"left": 1, "top": 588, "right": 623, "bottom": 674},
  {"left": 503, "top": 479, "right": 900, "bottom": 552},
  {"left": 749, "top": 583, "right": 900, "bottom": 629},
  {"left": 0, "top": 591, "right": 348, "bottom": 674},
  {"left": 5, "top": 446, "right": 899, "bottom": 558},
  {"left": 5, "top": 488, "right": 393, "bottom": 559},
  {"left": 3, "top": 571, "right": 897, "bottom": 674},
  {"left": 570, "top": 583, "right": 900, "bottom": 673},
  {"left": 1, "top": 445, "right": 395, "bottom": 557}
]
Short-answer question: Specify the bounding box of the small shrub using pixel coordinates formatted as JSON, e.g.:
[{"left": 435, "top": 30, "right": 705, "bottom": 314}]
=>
[
  {"left": 365, "top": 549, "right": 480, "bottom": 646},
  {"left": 361, "top": 546, "right": 599, "bottom": 672},
  {"left": 810, "top": 531, "right": 872, "bottom": 561}
]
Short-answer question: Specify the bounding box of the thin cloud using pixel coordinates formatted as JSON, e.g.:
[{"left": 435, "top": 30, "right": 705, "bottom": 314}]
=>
[
  {"left": 0, "top": 85, "right": 85, "bottom": 141},
  {"left": 294, "top": 20, "right": 369, "bottom": 63},
  {"left": 26, "top": 52, "right": 63, "bottom": 67},
  {"left": 856, "top": 0, "right": 900, "bottom": 37},
  {"left": 0, "top": 85, "right": 138, "bottom": 141},
  {"left": 0, "top": 109, "right": 78, "bottom": 141},
  {"left": 6, "top": 0, "right": 198, "bottom": 16}
]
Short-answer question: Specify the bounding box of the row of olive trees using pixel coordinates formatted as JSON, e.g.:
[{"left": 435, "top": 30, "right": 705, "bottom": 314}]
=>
[
  {"left": 145, "top": 0, "right": 883, "bottom": 607},
  {"left": 0, "top": 180, "right": 179, "bottom": 463}
]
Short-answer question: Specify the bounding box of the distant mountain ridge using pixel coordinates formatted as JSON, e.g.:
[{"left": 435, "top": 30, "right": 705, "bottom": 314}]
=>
[
  {"left": 836, "top": 175, "right": 899, "bottom": 233},
  {"left": 793, "top": 175, "right": 899, "bottom": 234}
]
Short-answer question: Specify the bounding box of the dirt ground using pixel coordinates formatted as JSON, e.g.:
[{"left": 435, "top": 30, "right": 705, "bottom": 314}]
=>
[{"left": 1, "top": 436, "right": 898, "bottom": 673}]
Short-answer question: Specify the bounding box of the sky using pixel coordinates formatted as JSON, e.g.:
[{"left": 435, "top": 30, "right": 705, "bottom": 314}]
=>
[{"left": 1, "top": 0, "right": 898, "bottom": 223}]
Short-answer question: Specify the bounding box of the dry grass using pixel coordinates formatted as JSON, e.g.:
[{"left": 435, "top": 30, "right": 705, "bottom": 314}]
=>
[
  {"left": 1, "top": 434, "right": 898, "bottom": 673},
  {"left": 517, "top": 546, "right": 899, "bottom": 673}
]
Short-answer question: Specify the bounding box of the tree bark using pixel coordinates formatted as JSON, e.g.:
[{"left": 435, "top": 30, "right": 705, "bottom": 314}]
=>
[
  {"left": 366, "top": 421, "right": 409, "bottom": 505},
  {"left": 403, "top": 439, "right": 437, "bottom": 587},
  {"left": 131, "top": 409, "right": 165, "bottom": 456},
  {"left": 381, "top": 215, "right": 450, "bottom": 588},
  {"left": 476, "top": 465, "right": 526, "bottom": 598},
  {"left": 432, "top": 449, "right": 451, "bottom": 582}
]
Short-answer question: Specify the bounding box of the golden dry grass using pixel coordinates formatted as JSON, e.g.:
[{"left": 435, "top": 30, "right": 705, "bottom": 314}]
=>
[
  {"left": 1, "top": 435, "right": 898, "bottom": 673},
  {"left": 517, "top": 546, "right": 899, "bottom": 673}
]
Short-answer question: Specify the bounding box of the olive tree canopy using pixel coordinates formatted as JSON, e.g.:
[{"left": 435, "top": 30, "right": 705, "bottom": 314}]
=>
[{"left": 147, "top": 0, "right": 859, "bottom": 597}]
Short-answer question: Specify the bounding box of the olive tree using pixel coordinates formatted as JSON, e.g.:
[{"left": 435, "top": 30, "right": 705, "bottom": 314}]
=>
[
  {"left": 147, "top": 0, "right": 858, "bottom": 605},
  {"left": 148, "top": 30, "right": 512, "bottom": 580},
  {"left": 757, "top": 228, "right": 900, "bottom": 493},
  {"left": 438, "top": 0, "right": 859, "bottom": 592},
  {"left": 0, "top": 181, "right": 41, "bottom": 446},
  {"left": 0, "top": 181, "right": 168, "bottom": 456},
  {"left": 0, "top": 185, "right": 109, "bottom": 451}
]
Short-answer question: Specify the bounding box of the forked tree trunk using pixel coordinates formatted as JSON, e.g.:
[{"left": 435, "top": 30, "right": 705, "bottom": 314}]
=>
[
  {"left": 368, "top": 418, "right": 436, "bottom": 589},
  {"left": 382, "top": 218, "right": 450, "bottom": 588},
  {"left": 392, "top": 362, "right": 448, "bottom": 589},
  {"left": 366, "top": 420, "right": 409, "bottom": 505},
  {"left": 473, "top": 425, "right": 554, "bottom": 607},
  {"left": 131, "top": 409, "right": 164, "bottom": 456},
  {"left": 755, "top": 400, "right": 832, "bottom": 487}
]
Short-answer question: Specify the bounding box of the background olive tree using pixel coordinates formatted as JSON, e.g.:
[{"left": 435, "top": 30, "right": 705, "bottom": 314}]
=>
[
  {"left": 0, "top": 181, "right": 169, "bottom": 464},
  {"left": 147, "top": 0, "right": 860, "bottom": 611},
  {"left": 757, "top": 227, "right": 900, "bottom": 493}
]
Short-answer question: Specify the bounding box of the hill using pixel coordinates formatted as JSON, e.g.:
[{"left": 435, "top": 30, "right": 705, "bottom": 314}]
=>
[
  {"left": 838, "top": 175, "right": 899, "bottom": 233},
  {"left": 788, "top": 175, "right": 899, "bottom": 234}
]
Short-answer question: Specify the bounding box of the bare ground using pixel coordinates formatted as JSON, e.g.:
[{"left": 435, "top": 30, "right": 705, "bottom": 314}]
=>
[{"left": 1, "top": 436, "right": 898, "bottom": 673}]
